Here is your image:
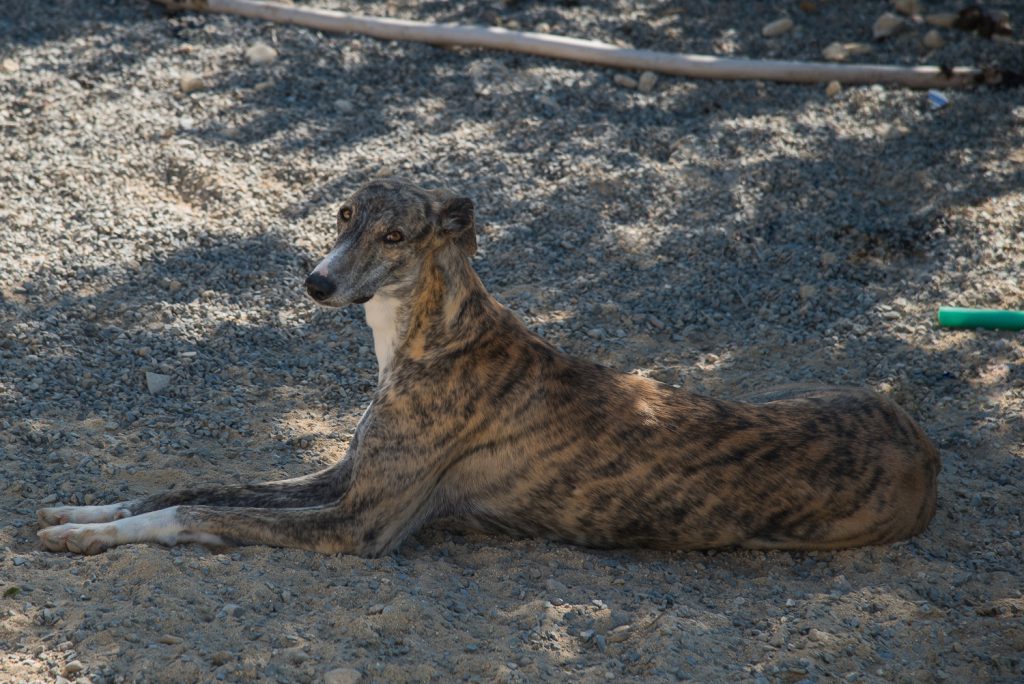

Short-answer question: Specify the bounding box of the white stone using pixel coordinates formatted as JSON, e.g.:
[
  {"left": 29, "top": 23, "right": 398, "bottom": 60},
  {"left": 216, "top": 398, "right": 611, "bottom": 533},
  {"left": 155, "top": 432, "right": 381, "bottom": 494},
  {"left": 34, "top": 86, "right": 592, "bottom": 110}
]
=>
[
  {"left": 179, "top": 73, "right": 205, "bottom": 93},
  {"left": 822, "top": 42, "right": 871, "bottom": 61},
  {"left": 822, "top": 42, "right": 847, "bottom": 61},
  {"left": 873, "top": 12, "right": 906, "bottom": 40},
  {"left": 762, "top": 18, "right": 795, "bottom": 38},
  {"left": 246, "top": 42, "right": 278, "bottom": 66},
  {"left": 637, "top": 71, "right": 657, "bottom": 93}
]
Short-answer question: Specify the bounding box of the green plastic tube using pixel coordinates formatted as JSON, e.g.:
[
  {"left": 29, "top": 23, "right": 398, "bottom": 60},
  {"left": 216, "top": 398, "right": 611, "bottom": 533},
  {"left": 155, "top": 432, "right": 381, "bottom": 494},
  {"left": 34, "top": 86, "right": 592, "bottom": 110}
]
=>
[{"left": 936, "top": 307, "right": 1024, "bottom": 331}]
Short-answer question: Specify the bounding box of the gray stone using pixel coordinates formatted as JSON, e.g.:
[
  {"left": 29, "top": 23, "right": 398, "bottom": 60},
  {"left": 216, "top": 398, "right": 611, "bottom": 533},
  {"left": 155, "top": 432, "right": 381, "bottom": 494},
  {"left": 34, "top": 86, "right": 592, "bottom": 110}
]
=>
[
  {"left": 323, "top": 668, "right": 363, "bottom": 684},
  {"left": 145, "top": 372, "right": 170, "bottom": 395}
]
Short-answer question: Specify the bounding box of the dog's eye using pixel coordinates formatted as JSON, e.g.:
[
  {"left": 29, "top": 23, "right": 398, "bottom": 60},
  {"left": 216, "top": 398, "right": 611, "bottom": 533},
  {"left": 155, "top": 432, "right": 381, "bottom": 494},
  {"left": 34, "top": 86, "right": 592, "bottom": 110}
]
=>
[
  {"left": 383, "top": 231, "right": 404, "bottom": 244},
  {"left": 338, "top": 206, "right": 352, "bottom": 222}
]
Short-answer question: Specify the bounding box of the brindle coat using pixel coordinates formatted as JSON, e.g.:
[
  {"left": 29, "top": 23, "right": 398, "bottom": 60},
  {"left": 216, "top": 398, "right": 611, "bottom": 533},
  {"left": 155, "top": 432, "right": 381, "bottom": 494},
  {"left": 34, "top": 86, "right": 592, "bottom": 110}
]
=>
[{"left": 37, "top": 179, "right": 939, "bottom": 556}]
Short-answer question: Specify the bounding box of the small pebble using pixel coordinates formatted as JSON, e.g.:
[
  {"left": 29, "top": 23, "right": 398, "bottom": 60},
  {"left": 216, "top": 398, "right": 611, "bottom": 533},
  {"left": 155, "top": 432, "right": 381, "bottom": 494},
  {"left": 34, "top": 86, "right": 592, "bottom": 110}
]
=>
[
  {"left": 324, "top": 668, "right": 363, "bottom": 684},
  {"left": 179, "top": 73, "right": 205, "bottom": 94},
  {"left": 281, "top": 646, "right": 309, "bottom": 664},
  {"left": 1, "top": 58, "right": 19, "bottom": 73},
  {"left": 613, "top": 74, "right": 638, "bottom": 89},
  {"left": 637, "top": 71, "right": 658, "bottom": 93},
  {"left": 145, "top": 372, "right": 170, "bottom": 395},
  {"left": 158, "top": 634, "right": 183, "bottom": 645},
  {"left": 245, "top": 42, "right": 278, "bottom": 66},
  {"left": 217, "top": 603, "right": 241, "bottom": 619},
  {"left": 62, "top": 661, "right": 84, "bottom": 676},
  {"left": 825, "top": 81, "right": 841, "bottom": 98},
  {"left": 892, "top": 0, "right": 921, "bottom": 17},
  {"left": 922, "top": 29, "right": 944, "bottom": 49},
  {"left": 606, "top": 624, "right": 632, "bottom": 642},
  {"left": 821, "top": 42, "right": 871, "bottom": 61},
  {"left": 872, "top": 12, "right": 906, "bottom": 40},
  {"left": 822, "top": 43, "right": 846, "bottom": 61},
  {"left": 761, "top": 18, "right": 795, "bottom": 38}
]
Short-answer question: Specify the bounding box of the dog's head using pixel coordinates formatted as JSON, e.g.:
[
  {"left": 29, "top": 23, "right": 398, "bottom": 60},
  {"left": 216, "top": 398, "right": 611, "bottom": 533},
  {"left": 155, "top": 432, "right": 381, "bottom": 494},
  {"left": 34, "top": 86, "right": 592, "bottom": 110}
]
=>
[{"left": 305, "top": 178, "right": 476, "bottom": 307}]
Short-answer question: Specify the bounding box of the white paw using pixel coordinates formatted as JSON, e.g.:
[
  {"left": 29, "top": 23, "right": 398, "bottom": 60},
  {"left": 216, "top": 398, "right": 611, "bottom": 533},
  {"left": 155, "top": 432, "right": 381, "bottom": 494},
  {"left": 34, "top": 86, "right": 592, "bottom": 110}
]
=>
[
  {"left": 38, "top": 523, "right": 117, "bottom": 555},
  {"left": 37, "top": 503, "right": 132, "bottom": 528}
]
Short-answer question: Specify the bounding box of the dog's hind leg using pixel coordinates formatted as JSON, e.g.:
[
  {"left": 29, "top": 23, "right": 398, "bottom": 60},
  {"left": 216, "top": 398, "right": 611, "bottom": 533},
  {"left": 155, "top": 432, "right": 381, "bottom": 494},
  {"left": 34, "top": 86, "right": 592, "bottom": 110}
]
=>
[{"left": 38, "top": 459, "right": 353, "bottom": 528}]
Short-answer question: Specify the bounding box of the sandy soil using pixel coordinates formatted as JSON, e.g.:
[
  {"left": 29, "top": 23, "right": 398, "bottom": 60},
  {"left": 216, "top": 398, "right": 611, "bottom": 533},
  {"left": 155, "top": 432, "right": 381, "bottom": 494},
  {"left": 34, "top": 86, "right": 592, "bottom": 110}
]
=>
[{"left": 2, "top": 1, "right": 1022, "bottom": 682}]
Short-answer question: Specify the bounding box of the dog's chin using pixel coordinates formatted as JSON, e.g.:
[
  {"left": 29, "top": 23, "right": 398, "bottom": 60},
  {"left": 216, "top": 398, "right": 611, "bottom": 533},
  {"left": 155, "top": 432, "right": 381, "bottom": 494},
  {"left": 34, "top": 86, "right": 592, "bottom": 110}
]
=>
[{"left": 307, "top": 292, "right": 374, "bottom": 307}]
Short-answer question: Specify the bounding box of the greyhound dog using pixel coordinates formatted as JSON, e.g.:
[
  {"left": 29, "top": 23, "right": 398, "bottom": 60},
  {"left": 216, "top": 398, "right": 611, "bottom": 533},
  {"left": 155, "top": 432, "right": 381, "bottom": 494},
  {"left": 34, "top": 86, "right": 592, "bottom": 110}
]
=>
[{"left": 38, "top": 179, "right": 939, "bottom": 556}]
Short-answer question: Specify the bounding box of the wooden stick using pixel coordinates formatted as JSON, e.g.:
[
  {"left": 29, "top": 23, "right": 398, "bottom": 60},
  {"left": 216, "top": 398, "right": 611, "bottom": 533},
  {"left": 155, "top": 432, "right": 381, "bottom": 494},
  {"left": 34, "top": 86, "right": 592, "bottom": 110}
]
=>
[{"left": 155, "top": 0, "right": 981, "bottom": 89}]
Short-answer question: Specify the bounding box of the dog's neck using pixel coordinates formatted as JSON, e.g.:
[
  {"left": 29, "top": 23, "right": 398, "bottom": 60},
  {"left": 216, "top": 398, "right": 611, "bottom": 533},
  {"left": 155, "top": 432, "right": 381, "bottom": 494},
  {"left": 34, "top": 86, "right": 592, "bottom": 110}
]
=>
[
  {"left": 363, "top": 293, "right": 404, "bottom": 382},
  {"left": 363, "top": 244, "right": 491, "bottom": 383}
]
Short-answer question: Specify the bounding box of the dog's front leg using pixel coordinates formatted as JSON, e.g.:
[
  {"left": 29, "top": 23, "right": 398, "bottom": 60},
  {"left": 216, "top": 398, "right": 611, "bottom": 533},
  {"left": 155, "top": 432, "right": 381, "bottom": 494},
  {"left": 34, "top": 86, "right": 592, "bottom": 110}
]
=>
[
  {"left": 38, "top": 499, "right": 416, "bottom": 556},
  {"left": 38, "top": 454, "right": 441, "bottom": 555},
  {"left": 37, "top": 506, "right": 224, "bottom": 555},
  {"left": 37, "top": 457, "right": 356, "bottom": 528}
]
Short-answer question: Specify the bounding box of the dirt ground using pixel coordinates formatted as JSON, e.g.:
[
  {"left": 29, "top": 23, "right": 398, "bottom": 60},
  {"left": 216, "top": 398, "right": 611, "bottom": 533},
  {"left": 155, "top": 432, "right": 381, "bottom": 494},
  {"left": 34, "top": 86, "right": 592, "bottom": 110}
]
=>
[{"left": 1, "top": 1, "right": 1022, "bottom": 683}]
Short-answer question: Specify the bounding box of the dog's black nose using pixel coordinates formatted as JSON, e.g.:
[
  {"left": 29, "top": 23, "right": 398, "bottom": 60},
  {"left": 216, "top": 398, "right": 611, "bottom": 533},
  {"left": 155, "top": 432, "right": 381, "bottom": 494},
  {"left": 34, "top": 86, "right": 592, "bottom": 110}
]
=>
[{"left": 305, "top": 273, "right": 337, "bottom": 301}]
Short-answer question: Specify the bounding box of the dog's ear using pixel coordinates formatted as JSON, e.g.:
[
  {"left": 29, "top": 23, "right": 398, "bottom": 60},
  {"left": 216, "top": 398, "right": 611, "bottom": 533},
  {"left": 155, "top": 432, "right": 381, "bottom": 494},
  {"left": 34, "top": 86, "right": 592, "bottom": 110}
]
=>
[{"left": 438, "top": 196, "right": 476, "bottom": 256}]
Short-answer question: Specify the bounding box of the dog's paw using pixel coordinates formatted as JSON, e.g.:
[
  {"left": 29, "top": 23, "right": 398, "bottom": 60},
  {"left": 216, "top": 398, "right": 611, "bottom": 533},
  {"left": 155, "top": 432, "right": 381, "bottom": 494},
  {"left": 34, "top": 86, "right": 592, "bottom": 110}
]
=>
[
  {"left": 38, "top": 523, "right": 117, "bottom": 555},
  {"left": 37, "top": 507, "right": 70, "bottom": 527},
  {"left": 37, "top": 504, "right": 131, "bottom": 528}
]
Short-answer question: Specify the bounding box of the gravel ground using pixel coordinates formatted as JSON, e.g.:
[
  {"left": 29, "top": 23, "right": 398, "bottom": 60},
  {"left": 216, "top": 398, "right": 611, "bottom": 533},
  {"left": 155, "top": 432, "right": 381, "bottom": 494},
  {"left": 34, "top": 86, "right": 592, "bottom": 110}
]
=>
[{"left": 2, "top": 1, "right": 1023, "bottom": 682}]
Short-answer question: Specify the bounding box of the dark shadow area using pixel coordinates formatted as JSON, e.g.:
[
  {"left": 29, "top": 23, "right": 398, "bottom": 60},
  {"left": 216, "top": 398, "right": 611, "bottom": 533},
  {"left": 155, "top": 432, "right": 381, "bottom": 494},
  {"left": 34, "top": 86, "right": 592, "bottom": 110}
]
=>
[{"left": 0, "top": 231, "right": 376, "bottom": 511}]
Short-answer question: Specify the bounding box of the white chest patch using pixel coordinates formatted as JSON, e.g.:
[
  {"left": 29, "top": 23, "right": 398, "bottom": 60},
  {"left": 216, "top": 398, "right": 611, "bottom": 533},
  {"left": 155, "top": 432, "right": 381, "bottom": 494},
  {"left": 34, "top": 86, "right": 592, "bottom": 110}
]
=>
[{"left": 363, "top": 294, "right": 403, "bottom": 381}]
